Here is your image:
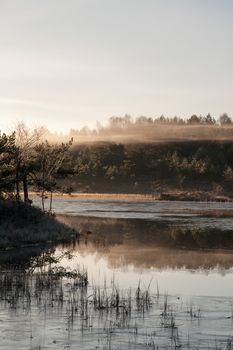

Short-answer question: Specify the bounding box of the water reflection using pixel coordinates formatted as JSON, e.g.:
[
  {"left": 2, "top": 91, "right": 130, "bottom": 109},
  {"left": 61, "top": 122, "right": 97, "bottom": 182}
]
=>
[
  {"left": 1, "top": 215, "right": 233, "bottom": 348},
  {"left": 0, "top": 245, "right": 56, "bottom": 270},
  {"left": 1, "top": 214, "right": 233, "bottom": 273},
  {"left": 58, "top": 215, "right": 233, "bottom": 271}
]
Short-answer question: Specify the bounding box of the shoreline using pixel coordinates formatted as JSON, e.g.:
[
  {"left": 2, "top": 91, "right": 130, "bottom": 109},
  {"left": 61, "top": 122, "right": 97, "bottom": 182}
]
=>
[
  {"left": 30, "top": 192, "right": 156, "bottom": 201},
  {"left": 29, "top": 191, "right": 231, "bottom": 203}
]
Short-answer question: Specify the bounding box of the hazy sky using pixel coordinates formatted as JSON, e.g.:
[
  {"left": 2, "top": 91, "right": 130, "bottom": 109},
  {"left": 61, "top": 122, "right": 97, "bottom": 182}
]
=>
[{"left": 0, "top": 0, "right": 233, "bottom": 132}]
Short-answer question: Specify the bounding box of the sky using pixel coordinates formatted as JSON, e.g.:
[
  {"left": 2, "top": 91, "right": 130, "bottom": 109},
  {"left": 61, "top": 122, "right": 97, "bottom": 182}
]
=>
[{"left": 0, "top": 0, "right": 233, "bottom": 133}]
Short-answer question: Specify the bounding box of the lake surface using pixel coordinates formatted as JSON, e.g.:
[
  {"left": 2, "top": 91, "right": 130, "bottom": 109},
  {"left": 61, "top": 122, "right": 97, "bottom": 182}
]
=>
[
  {"left": 1, "top": 197, "right": 233, "bottom": 349},
  {"left": 34, "top": 196, "right": 233, "bottom": 230}
]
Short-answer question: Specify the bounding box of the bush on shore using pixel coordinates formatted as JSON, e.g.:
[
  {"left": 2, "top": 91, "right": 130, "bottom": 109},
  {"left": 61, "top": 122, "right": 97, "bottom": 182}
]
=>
[{"left": 0, "top": 200, "right": 77, "bottom": 249}]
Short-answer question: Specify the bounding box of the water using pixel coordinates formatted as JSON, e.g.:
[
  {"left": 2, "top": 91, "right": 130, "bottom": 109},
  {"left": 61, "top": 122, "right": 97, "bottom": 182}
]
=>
[
  {"left": 1, "top": 197, "right": 233, "bottom": 349},
  {"left": 33, "top": 196, "right": 233, "bottom": 299},
  {"left": 34, "top": 196, "right": 233, "bottom": 230}
]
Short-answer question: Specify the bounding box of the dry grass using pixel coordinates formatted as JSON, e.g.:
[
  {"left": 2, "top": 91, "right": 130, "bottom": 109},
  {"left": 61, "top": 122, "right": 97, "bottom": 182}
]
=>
[
  {"left": 29, "top": 190, "right": 231, "bottom": 202},
  {"left": 29, "top": 191, "right": 156, "bottom": 201}
]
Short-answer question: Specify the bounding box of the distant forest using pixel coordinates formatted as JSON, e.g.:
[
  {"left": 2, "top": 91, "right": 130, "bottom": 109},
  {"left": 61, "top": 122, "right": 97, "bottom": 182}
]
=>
[
  {"left": 1, "top": 116, "right": 233, "bottom": 199},
  {"left": 44, "top": 113, "right": 233, "bottom": 143},
  {"left": 66, "top": 141, "right": 233, "bottom": 195}
]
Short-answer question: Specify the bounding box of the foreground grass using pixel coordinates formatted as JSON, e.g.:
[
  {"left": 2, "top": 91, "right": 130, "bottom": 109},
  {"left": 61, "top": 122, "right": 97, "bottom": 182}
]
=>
[
  {"left": 0, "top": 200, "right": 77, "bottom": 250},
  {"left": 0, "top": 258, "right": 233, "bottom": 350}
]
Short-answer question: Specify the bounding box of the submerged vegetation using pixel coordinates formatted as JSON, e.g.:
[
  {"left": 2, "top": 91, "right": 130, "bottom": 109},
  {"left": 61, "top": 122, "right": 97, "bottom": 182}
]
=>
[{"left": 0, "top": 247, "right": 233, "bottom": 350}]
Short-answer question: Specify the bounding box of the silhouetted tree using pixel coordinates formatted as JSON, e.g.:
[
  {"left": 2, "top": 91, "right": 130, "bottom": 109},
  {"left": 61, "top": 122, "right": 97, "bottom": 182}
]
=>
[
  {"left": 187, "top": 115, "right": 201, "bottom": 124},
  {"left": 219, "top": 113, "right": 232, "bottom": 126},
  {"left": 0, "top": 132, "right": 16, "bottom": 196},
  {"left": 13, "top": 122, "right": 43, "bottom": 202}
]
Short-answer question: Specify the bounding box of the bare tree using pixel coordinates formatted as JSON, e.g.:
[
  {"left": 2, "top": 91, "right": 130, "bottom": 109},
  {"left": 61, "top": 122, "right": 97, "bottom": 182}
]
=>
[
  {"left": 32, "top": 139, "right": 73, "bottom": 212},
  {"left": 14, "top": 122, "right": 43, "bottom": 202}
]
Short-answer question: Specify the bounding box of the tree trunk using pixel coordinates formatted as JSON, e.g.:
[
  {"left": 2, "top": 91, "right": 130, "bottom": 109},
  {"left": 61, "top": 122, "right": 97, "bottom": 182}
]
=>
[
  {"left": 16, "top": 168, "right": 20, "bottom": 201},
  {"left": 23, "top": 174, "right": 29, "bottom": 202},
  {"left": 49, "top": 191, "right": 53, "bottom": 212},
  {"left": 41, "top": 190, "right": 45, "bottom": 212}
]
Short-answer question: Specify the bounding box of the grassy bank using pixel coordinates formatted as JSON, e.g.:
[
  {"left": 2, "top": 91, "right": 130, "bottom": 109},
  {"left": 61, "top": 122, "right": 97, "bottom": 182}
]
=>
[
  {"left": 0, "top": 200, "right": 78, "bottom": 250},
  {"left": 157, "top": 190, "right": 230, "bottom": 202},
  {"left": 29, "top": 190, "right": 232, "bottom": 202}
]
